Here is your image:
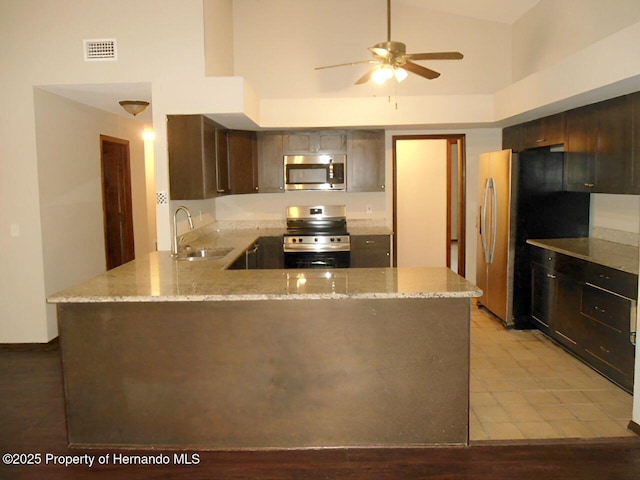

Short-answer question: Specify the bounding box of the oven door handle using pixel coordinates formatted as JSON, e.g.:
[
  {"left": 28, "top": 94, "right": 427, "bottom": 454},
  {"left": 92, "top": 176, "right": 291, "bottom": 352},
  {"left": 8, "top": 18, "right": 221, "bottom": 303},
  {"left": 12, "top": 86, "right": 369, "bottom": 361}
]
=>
[{"left": 283, "top": 244, "right": 351, "bottom": 253}]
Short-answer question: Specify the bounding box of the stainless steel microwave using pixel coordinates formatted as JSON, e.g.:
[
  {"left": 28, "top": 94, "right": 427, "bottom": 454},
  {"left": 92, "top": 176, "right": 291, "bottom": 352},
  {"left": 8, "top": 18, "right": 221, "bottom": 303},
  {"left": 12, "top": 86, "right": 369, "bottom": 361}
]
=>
[{"left": 284, "top": 154, "right": 346, "bottom": 191}]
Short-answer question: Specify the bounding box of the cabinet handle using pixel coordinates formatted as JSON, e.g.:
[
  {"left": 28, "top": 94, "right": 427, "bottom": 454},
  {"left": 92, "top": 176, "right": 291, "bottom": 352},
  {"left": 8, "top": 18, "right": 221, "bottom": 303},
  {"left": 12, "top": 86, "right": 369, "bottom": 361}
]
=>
[
  {"left": 546, "top": 273, "right": 557, "bottom": 279},
  {"left": 365, "top": 240, "right": 375, "bottom": 244},
  {"left": 599, "top": 345, "right": 610, "bottom": 354},
  {"left": 536, "top": 138, "right": 545, "bottom": 143},
  {"left": 584, "top": 183, "right": 595, "bottom": 187},
  {"left": 598, "top": 274, "right": 611, "bottom": 280},
  {"left": 594, "top": 306, "right": 606, "bottom": 313}
]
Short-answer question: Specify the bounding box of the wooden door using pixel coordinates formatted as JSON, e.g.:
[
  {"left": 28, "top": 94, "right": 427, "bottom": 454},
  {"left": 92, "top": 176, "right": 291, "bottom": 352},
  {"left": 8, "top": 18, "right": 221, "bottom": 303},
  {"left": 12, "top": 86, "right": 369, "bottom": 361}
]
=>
[{"left": 101, "top": 135, "right": 135, "bottom": 270}]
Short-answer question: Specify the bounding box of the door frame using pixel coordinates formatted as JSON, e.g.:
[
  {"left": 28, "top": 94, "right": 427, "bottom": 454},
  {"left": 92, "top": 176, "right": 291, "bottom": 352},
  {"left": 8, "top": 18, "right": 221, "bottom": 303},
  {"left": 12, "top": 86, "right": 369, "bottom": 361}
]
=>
[
  {"left": 100, "top": 135, "right": 135, "bottom": 270},
  {"left": 392, "top": 134, "right": 466, "bottom": 276}
]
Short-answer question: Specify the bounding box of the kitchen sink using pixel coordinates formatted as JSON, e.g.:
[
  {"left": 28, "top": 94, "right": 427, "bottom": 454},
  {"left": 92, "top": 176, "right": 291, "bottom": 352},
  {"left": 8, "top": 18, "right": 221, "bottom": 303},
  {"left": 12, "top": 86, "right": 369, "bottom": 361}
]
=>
[{"left": 174, "top": 246, "right": 234, "bottom": 261}]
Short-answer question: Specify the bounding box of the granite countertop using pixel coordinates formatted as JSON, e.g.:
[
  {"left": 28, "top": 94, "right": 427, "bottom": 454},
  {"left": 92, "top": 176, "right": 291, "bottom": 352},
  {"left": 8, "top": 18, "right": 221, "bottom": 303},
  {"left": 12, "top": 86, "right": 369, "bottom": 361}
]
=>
[
  {"left": 47, "top": 250, "right": 481, "bottom": 303},
  {"left": 526, "top": 238, "right": 639, "bottom": 275}
]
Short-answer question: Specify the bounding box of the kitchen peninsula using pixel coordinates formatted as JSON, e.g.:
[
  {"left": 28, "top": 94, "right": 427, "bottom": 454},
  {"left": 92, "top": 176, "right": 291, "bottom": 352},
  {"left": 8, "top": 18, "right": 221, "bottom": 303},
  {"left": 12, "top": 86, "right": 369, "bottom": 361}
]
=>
[{"left": 48, "top": 235, "right": 481, "bottom": 450}]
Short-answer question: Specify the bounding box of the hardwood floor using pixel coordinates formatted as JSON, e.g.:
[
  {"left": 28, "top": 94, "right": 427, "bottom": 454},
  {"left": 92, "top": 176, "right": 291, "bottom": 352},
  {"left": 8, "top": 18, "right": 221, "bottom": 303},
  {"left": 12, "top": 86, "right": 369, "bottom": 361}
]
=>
[{"left": 2, "top": 346, "right": 640, "bottom": 479}]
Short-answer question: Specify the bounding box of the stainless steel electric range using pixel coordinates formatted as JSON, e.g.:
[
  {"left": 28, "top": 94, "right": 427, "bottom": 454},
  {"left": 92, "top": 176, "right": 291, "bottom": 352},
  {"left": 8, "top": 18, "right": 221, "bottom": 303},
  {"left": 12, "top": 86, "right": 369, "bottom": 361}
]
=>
[{"left": 283, "top": 205, "right": 350, "bottom": 269}]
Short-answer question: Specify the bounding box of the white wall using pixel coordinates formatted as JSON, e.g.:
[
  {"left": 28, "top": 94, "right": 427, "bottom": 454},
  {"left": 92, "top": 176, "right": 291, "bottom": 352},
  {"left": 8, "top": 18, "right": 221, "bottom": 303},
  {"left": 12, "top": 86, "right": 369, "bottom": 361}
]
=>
[
  {"left": 204, "top": 0, "right": 235, "bottom": 76},
  {"left": 512, "top": 0, "right": 640, "bottom": 82},
  {"left": 591, "top": 194, "right": 640, "bottom": 235},
  {"left": 34, "top": 89, "right": 156, "bottom": 339},
  {"left": 0, "top": 0, "right": 207, "bottom": 343}
]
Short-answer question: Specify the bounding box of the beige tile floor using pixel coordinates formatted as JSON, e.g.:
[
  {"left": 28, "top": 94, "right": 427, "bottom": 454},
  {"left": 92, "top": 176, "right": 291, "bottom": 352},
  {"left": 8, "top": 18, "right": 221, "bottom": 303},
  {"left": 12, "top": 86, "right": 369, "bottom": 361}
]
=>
[{"left": 470, "top": 305, "right": 636, "bottom": 441}]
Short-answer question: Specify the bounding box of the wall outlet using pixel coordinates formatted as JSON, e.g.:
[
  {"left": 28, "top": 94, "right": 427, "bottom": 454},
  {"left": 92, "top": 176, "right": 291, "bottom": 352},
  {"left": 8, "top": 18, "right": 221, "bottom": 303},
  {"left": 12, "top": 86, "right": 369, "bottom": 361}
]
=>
[
  {"left": 366, "top": 204, "right": 373, "bottom": 214},
  {"left": 10, "top": 224, "right": 20, "bottom": 237}
]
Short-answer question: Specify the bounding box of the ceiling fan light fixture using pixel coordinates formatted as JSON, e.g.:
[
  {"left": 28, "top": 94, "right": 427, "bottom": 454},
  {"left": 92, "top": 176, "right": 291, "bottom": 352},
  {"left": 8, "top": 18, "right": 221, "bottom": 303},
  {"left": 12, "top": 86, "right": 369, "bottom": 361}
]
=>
[
  {"left": 394, "top": 67, "right": 408, "bottom": 82},
  {"left": 372, "top": 65, "right": 394, "bottom": 84}
]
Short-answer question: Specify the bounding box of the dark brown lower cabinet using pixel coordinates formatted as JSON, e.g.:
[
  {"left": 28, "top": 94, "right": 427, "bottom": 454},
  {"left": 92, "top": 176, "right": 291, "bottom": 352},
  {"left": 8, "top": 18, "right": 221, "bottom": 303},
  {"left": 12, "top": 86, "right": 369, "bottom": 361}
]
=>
[
  {"left": 350, "top": 235, "right": 391, "bottom": 268},
  {"left": 530, "top": 246, "right": 637, "bottom": 392}
]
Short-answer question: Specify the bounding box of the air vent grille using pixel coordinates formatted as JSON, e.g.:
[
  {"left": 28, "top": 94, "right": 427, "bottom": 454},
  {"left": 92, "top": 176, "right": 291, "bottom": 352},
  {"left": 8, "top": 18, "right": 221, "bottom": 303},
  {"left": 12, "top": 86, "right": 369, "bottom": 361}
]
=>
[{"left": 84, "top": 39, "right": 118, "bottom": 61}]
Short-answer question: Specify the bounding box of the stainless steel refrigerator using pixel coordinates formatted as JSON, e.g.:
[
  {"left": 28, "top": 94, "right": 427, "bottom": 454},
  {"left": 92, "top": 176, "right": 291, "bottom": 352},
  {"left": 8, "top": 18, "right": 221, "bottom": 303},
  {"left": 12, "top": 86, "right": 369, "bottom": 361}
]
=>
[{"left": 476, "top": 148, "right": 590, "bottom": 328}]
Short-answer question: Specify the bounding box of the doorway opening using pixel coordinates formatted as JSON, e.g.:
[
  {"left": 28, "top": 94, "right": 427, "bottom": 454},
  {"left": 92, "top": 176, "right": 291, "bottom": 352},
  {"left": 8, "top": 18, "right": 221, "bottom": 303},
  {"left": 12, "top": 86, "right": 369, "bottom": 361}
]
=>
[
  {"left": 392, "top": 134, "right": 466, "bottom": 276},
  {"left": 100, "top": 135, "right": 135, "bottom": 270}
]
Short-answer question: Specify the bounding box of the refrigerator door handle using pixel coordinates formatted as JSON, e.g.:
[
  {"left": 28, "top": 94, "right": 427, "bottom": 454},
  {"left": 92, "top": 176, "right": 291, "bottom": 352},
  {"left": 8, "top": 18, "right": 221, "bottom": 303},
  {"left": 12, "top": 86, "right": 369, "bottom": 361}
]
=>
[
  {"left": 481, "top": 179, "right": 491, "bottom": 263},
  {"left": 489, "top": 177, "right": 498, "bottom": 264}
]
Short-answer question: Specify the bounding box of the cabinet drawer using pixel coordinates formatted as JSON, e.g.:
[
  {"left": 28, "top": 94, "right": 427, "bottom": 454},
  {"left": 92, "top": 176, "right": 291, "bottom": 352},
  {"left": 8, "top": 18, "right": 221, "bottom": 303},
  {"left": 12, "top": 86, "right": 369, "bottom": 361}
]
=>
[
  {"left": 580, "top": 283, "right": 635, "bottom": 333},
  {"left": 530, "top": 247, "right": 556, "bottom": 267},
  {"left": 582, "top": 315, "right": 635, "bottom": 391},
  {"left": 529, "top": 247, "right": 585, "bottom": 277},
  {"left": 585, "top": 263, "right": 638, "bottom": 299}
]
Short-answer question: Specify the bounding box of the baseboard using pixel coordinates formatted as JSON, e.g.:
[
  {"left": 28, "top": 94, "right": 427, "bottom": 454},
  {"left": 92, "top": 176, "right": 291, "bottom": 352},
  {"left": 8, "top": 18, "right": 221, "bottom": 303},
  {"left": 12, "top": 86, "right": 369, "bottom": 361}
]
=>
[
  {"left": 0, "top": 336, "right": 59, "bottom": 351},
  {"left": 628, "top": 420, "right": 640, "bottom": 436}
]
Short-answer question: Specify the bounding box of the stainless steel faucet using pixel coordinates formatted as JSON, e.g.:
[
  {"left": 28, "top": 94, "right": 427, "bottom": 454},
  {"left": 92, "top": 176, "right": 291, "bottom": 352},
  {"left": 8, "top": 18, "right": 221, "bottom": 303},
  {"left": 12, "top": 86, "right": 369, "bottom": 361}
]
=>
[{"left": 172, "top": 206, "right": 194, "bottom": 256}]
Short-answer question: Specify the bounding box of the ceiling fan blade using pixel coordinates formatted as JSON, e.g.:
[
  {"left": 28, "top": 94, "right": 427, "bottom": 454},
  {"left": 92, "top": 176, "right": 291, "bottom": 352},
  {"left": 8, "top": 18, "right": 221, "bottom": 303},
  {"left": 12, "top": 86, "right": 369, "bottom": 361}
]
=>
[
  {"left": 402, "top": 61, "right": 441, "bottom": 80},
  {"left": 405, "top": 51, "right": 464, "bottom": 61},
  {"left": 315, "top": 59, "right": 375, "bottom": 70},
  {"left": 354, "top": 67, "right": 378, "bottom": 85}
]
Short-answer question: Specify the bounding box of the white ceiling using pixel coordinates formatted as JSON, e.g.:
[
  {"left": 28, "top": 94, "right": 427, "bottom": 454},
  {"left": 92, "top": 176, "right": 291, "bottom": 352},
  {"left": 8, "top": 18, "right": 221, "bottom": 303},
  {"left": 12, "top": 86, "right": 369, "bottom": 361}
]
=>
[
  {"left": 399, "top": 0, "right": 541, "bottom": 24},
  {"left": 39, "top": 0, "right": 540, "bottom": 124},
  {"left": 38, "top": 82, "right": 153, "bottom": 123}
]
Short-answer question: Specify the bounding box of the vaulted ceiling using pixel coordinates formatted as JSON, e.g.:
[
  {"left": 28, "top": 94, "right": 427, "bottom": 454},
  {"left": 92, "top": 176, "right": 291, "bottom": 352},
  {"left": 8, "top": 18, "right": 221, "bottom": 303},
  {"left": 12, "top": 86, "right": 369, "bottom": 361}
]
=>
[{"left": 399, "top": 0, "right": 540, "bottom": 24}]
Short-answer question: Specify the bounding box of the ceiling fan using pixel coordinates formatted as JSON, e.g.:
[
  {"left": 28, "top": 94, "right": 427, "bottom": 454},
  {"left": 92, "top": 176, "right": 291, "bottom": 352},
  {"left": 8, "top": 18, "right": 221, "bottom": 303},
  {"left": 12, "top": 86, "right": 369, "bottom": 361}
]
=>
[{"left": 315, "top": 0, "right": 463, "bottom": 85}]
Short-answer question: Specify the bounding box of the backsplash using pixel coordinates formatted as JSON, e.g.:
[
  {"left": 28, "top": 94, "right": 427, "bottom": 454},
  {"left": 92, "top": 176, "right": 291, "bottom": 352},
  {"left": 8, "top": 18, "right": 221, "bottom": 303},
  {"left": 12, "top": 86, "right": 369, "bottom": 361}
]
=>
[{"left": 592, "top": 227, "right": 639, "bottom": 247}]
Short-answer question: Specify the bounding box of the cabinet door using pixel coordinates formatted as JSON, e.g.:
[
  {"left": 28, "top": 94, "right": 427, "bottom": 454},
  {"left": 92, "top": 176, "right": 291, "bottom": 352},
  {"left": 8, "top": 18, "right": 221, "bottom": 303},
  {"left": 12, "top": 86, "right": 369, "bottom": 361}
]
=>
[
  {"left": 595, "top": 95, "right": 631, "bottom": 193},
  {"left": 215, "top": 128, "right": 231, "bottom": 194},
  {"left": 168, "top": 115, "right": 218, "bottom": 200},
  {"left": 564, "top": 104, "right": 597, "bottom": 191},
  {"left": 257, "top": 236, "right": 285, "bottom": 269},
  {"left": 350, "top": 235, "right": 391, "bottom": 267},
  {"left": 282, "top": 131, "right": 347, "bottom": 154},
  {"left": 530, "top": 263, "right": 555, "bottom": 335},
  {"left": 522, "top": 112, "right": 565, "bottom": 149},
  {"left": 257, "top": 133, "right": 284, "bottom": 193},
  {"left": 632, "top": 92, "right": 640, "bottom": 193},
  {"left": 228, "top": 130, "right": 258, "bottom": 194},
  {"left": 502, "top": 124, "right": 522, "bottom": 151},
  {"left": 350, "top": 235, "right": 391, "bottom": 268},
  {"left": 553, "top": 271, "right": 583, "bottom": 349},
  {"left": 347, "top": 130, "right": 385, "bottom": 192}
]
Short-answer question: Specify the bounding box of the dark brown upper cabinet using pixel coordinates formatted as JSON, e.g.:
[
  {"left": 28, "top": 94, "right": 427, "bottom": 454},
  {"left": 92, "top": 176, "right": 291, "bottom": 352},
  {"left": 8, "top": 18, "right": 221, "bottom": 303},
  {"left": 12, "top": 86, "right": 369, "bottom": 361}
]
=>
[
  {"left": 168, "top": 115, "right": 221, "bottom": 200},
  {"left": 227, "top": 130, "right": 258, "bottom": 194},
  {"left": 504, "top": 92, "right": 640, "bottom": 195},
  {"left": 257, "top": 132, "right": 284, "bottom": 193},
  {"left": 282, "top": 130, "right": 347, "bottom": 155},
  {"left": 564, "top": 95, "right": 633, "bottom": 193},
  {"left": 502, "top": 113, "right": 564, "bottom": 152},
  {"left": 347, "top": 130, "right": 385, "bottom": 192},
  {"left": 522, "top": 113, "right": 565, "bottom": 149},
  {"left": 501, "top": 124, "right": 523, "bottom": 151}
]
